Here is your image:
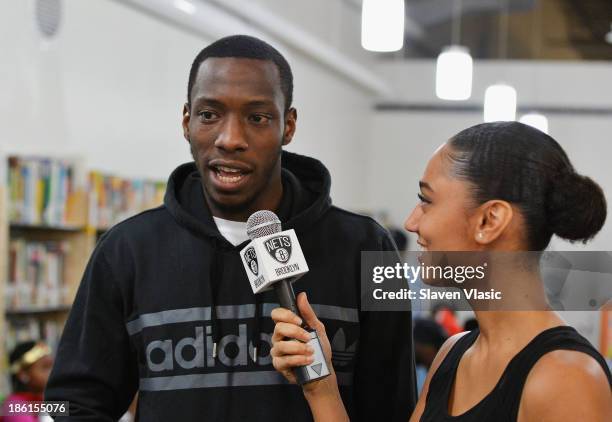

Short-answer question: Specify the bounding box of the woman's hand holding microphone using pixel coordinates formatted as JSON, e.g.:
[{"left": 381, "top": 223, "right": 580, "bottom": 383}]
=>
[{"left": 271, "top": 292, "right": 349, "bottom": 421}]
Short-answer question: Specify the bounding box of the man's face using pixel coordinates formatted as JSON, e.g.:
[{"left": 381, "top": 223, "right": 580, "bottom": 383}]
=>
[{"left": 183, "top": 57, "right": 296, "bottom": 217}]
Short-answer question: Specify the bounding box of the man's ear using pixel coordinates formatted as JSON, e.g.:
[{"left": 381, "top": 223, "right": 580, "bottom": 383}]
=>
[
  {"left": 282, "top": 107, "right": 297, "bottom": 146},
  {"left": 182, "top": 103, "right": 191, "bottom": 142},
  {"left": 473, "top": 200, "right": 514, "bottom": 245}
]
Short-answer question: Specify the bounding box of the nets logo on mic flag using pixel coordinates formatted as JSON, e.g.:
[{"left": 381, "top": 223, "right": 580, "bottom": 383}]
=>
[
  {"left": 265, "top": 235, "right": 292, "bottom": 263},
  {"left": 243, "top": 247, "right": 259, "bottom": 276},
  {"left": 240, "top": 229, "right": 309, "bottom": 294}
]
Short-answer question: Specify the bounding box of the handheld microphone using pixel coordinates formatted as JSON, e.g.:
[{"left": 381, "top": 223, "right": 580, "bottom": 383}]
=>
[{"left": 241, "top": 210, "right": 330, "bottom": 385}]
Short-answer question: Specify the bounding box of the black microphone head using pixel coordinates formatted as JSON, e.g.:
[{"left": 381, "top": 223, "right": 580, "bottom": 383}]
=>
[{"left": 246, "top": 210, "right": 282, "bottom": 240}]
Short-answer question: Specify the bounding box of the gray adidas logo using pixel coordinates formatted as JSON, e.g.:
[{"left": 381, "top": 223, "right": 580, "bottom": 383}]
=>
[
  {"left": 146, "top": 324, "right": 273, "bottom": 372},
  {"left": 145, "top": 325, "right": 358, "bottom": 372},
  {"left": 128, "top": 303, "right": 360, "bottom": 385},
  {"left": 131, "top": 304, "right": 360, "bottom": 391}
]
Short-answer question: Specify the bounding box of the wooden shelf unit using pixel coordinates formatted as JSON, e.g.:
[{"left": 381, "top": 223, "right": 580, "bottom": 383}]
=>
[
  {"left": 0, "top": 180, "right": 94, "bottom": 396},
  {"left": 0, "top": 184, "right": 9, "bottom": 396},
  {"left": 0, "top": 154, "right": 165, "bottom": 397}
]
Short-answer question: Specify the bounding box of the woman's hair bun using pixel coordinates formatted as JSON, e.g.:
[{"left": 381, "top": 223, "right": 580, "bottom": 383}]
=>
[{"left": 546, "top": 172, "right": 607, "bottom": 242}]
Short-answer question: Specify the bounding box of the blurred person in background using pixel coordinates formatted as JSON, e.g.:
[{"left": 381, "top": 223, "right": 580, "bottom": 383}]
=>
[
  {"left": 1, "top": 341, "right": 53, "bottom": 422},
  {"left": 269, "top": 121, "right": 611, "bottom": 422}
]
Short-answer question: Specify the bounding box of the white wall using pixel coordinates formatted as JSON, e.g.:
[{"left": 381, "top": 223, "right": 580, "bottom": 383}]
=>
[
  {"left": 0, "top": 0, "right": 376, "bottom": 210},
  {"left": 0, "top": 0, "right": 200, "bottom": 176},
  {"left": 366, "top": 60, "right": 612, "bottom": 251}
]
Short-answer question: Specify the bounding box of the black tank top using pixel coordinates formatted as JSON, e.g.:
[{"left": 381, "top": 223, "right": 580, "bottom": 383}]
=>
[{"left": 421, "top": 326, "right": 612, "bottom": 422}]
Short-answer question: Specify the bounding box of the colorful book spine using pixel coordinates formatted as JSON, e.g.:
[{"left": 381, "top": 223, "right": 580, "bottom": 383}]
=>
[
  {"left": 6, "top": 239, "right": 69, "bottom": 309},
  {"left": 88, "top": 171, "right": 165, "bottom": 228},
  {"left": 7, "top": 156, "right": 75, "bottom": 226}
]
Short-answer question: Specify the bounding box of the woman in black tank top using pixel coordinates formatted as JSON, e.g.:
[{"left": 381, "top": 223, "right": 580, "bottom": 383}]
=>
[
  {"left": 269, "top": 122, "right": 612, "bottom": 422},
  {"left": 419, "top": 326, "right": 611, "bottom": 421}
]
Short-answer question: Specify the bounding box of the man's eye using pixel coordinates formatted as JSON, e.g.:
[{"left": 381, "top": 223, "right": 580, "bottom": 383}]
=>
[
  {"left": 199, "top": 111, "right": 218, "bottom": 121},
  {"left": 250, "top": 114, "right": 271, "bottom": 124}
]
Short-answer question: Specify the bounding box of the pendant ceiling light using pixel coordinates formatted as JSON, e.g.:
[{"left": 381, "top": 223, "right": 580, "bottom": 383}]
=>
[
  {"left": 361, "top": 0, "right": 405, "bottom": 52},
  {"left": 484, "top": 84, "right": 517, "bottom": 122},
  {"left": 436, "top": 0, "right": 473, "bottom": 100}
]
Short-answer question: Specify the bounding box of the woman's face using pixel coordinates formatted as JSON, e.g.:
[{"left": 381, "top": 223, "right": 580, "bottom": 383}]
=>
[{"left": 404, "top": 144, "right": 479, "bottom": 252}]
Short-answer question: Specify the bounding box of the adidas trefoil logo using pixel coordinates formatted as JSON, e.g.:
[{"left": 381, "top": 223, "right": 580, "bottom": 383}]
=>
[{"left": 330, "top": 328, "right": 358, "bottom": 367}]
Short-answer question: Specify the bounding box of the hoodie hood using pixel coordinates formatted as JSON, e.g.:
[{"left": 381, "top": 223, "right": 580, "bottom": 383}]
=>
[{"left": 164, "top": 150, "right": 332, "bottom": 242}]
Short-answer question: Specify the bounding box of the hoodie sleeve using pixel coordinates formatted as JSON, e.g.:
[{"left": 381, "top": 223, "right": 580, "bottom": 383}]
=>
[
  {"left": 44, "top": 244, "right": 138, "bottom": 421},
  {"left": 352, "top": 231, "right": 417, "bottom": 422}
]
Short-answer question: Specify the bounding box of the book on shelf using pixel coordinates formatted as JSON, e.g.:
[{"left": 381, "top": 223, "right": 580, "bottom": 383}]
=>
[
  {"left": 88, "top": 170, "right": 165, "bottom": 229},
  {"left": 5, "top": 318, "right": 39, "bottom": 353},
  {"left": 8, "top": 156, "right": 74, "bottom": 226},
  {"left": 5, "top": 238, "right": 69, "bottom": 310},
  {"left": 5, "top": 318, "right": 63, "bottom": 355},
  {"left": 42, "top": 319, "right": 62, "bottom": 352}
]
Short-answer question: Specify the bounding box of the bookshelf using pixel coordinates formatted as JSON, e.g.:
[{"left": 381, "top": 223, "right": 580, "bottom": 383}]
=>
[
  {"left": 0, "top": 184, "right": 8, "bottom": 396},
  {"left": 0, "top": 154, "right": 165, "bottom": 397}
]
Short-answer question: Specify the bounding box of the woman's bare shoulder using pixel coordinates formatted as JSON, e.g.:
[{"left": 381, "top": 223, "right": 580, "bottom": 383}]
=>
[{"left": 519, "top": 349, "right": 611, "bottom": 422}]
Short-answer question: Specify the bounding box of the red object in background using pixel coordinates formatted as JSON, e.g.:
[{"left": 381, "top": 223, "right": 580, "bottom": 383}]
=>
[{"left": 435, "top": 309, "right": 462, "bottom": 336}]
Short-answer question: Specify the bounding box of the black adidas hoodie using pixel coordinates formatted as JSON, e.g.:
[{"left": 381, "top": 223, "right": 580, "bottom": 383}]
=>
[{"left": 45, "top": 151, "right": 417, "bottom": 421}]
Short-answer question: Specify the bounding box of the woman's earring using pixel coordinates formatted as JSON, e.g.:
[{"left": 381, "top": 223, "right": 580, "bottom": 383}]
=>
[{"left": 478, "top": 232, "right": 484, "bottom": 239}]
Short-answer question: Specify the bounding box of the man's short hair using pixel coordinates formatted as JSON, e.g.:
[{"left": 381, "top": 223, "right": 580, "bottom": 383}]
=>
[{"left": 187, "top": 35, "right": 293, "bottom": 111}]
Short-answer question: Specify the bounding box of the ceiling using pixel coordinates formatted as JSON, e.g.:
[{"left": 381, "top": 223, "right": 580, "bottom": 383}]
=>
[{"left": 395, "top": 0, "right": 612, "bottom": 60}]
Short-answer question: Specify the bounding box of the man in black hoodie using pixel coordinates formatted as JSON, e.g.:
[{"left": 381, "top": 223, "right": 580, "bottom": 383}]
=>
[{"left": 45, "top": 35, "right": 416, "bottom": 421}]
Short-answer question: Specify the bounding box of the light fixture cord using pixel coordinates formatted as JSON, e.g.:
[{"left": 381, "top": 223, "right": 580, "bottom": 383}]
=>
[
  {"left": 451, "top": 0, "right": 463, "bottom": 45},
  {"left": 498, "top": 0, "right": 509, "bottom": 59}
]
